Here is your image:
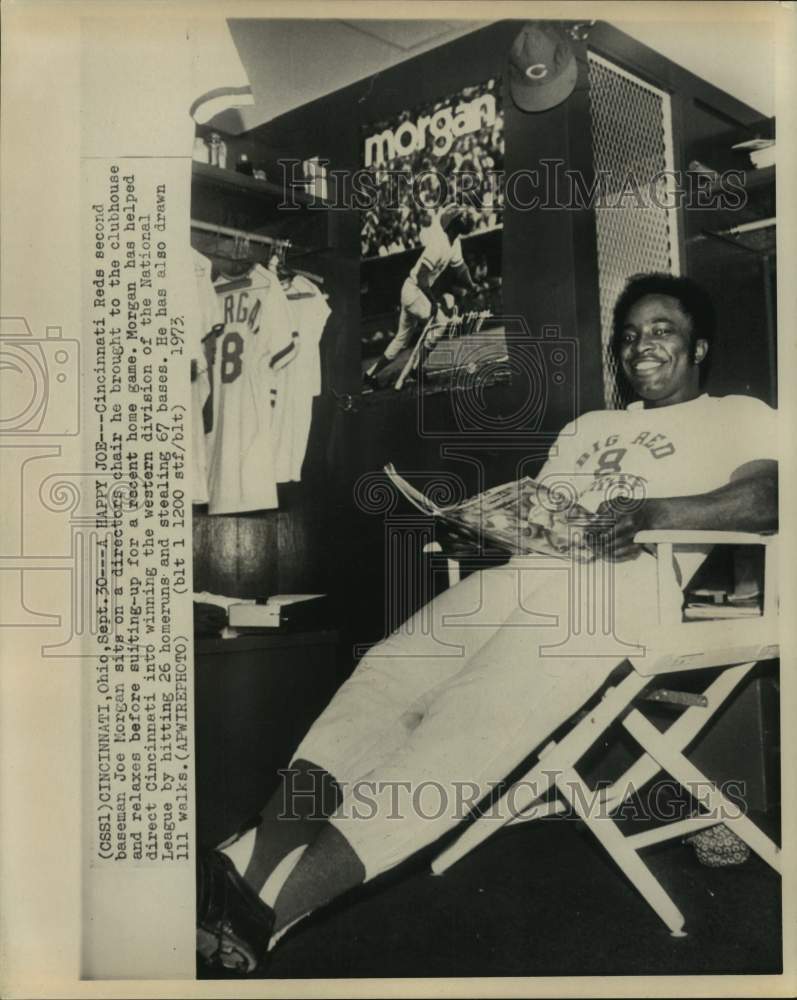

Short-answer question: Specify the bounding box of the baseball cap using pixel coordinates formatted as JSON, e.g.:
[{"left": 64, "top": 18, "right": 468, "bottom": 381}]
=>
[{"left": 509, "top": 22, "right": 578, "bottom": 113}]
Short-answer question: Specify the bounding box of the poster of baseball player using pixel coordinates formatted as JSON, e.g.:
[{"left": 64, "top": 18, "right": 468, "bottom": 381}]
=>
[{"left": 360, "top": 79, "right": 507, "bottom": 392}]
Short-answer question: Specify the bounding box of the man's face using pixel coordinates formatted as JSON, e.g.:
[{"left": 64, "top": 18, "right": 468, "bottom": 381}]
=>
[{"left": 618, "top": 293, "right": 707, "bottom": 408}]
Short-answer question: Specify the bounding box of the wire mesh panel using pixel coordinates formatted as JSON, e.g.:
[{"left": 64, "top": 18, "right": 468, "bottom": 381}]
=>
[{"left": 587, "top": 52, "right": 680, "bottom": 409}]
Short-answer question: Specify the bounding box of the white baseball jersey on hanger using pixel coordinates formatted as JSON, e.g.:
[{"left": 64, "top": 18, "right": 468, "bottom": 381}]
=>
[
  {"left": 190, "top": 249, "right": 223, "bottom": 505},
  {"left": 272, "top": 274, "right": 331, "bottom": 482},
  {"left": 206, "top": 264, "right": 298, "bottom": 514}
]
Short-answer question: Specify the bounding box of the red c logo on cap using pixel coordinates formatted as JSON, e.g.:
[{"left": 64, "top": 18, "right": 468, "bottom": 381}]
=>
[{"left": 526, "top": 63, "right": 548, "bottom": 80}]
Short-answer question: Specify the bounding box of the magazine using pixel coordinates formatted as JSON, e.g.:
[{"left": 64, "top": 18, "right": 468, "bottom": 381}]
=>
[{"left": 384, "top": 464, "right": 598, "bottom": 562}]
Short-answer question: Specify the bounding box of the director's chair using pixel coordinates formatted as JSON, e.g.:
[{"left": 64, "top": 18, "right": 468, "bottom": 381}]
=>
[{"left": 425, "top": 530, "right": 781, "bottom": 937}]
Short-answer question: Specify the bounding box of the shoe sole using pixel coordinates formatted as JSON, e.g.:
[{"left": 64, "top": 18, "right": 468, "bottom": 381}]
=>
[{"left": 197, "top": 921, "right": 264, "bottom": 974}]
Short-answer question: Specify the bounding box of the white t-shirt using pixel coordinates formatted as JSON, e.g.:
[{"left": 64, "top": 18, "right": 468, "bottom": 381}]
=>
[
  {"left": 272, "top": 275, "right": 331, "bottom": 483},
  {"left": 539, "top": 394, "right": 777, "bottom": 584},
  {"left": 206, "top": 265, "right": 298, "bottom": 514},
  {"left": 409, "top": 221, "right": 464, "bottom": 288},
  {"left": 190, "top": 250, "right": 223, "bottom": 504}
]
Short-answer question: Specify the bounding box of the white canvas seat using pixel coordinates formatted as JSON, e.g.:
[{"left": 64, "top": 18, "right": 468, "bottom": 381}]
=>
[{"left": 427, "top": 531, "right": 780, "bottom": 937}]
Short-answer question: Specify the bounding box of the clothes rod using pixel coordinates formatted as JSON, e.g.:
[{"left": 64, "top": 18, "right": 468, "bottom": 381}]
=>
[{"left": 190, "top": 219, "right": 290, "bottom": 248}]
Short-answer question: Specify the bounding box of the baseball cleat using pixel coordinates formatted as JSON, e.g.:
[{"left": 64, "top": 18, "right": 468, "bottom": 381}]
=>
[{"left": 197, "top": 850, "right": 275, "bottom": 976}]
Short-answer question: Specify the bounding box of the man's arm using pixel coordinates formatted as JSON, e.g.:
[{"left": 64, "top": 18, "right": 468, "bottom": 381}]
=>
[
  {"left": 645, "top": 460, "right": 778, "bottom": 532},
  {"left": 595, "top": 460, "right": 778, "bottom": 560}
]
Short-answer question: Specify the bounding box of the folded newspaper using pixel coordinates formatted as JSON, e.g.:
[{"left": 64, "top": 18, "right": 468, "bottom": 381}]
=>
[{"left": 384, "top": 463, "right": 598, "bottom": 561}]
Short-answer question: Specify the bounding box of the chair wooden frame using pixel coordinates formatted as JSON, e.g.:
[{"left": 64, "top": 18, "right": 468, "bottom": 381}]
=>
[{"left": 427, "top": 531, "right": 781, "bottom": 937}]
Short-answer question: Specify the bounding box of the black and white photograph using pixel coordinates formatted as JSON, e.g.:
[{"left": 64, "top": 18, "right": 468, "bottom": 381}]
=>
[
  {"left": 0, "top": 2, "right": 795, "bottom": 997},
  {"left": 188, "top": 11, "right": 785, "bottom": 983}
]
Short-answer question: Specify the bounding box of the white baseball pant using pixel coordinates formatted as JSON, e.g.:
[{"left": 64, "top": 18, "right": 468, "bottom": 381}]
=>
[
  {"left": 383, "top": 278, "right": 436, "bottom": 361},
  {"left": 293, "top": 551, "right": 678, "bottom": 880}
]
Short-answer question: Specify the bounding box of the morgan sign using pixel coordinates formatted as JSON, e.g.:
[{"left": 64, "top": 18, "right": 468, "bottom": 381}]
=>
[{"left": 364, "top": 92, "right": 498, "bottom": 167}]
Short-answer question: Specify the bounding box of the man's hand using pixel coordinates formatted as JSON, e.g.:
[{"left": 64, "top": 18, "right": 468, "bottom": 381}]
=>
[{"left": 588, "top": 500, "right": 652, "bottom": 561}]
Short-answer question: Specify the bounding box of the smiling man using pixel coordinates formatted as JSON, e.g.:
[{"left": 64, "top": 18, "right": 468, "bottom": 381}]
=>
[
  {"left": 197, "top": 272, "right": 778, "bottom": 976},
  {"left": 619, "top": 283, "right": 709, "bottom": 405},
  {"left": 574, "top": 272, "right": 779, "bottom": 564}
]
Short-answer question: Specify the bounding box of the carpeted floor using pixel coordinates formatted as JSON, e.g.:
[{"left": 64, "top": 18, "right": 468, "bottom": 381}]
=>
[{"left": 201, "top": 810, "right": 781, "bottom": 980}]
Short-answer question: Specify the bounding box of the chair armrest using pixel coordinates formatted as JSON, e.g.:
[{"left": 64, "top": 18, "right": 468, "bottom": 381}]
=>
[
  {"left": 434, "top": 531, "right": 776, "bottom": 558},
  {"left": 634, "top": 530, "right": 778, "bottom": 625},
  {"left": 634, "top": 530, "right": 776, "bottom": 546}
]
